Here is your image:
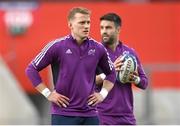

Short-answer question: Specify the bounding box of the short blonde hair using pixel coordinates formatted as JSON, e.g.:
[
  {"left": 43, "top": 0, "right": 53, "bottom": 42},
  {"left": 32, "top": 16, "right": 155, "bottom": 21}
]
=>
[{"left": 68, "top": 7, "right": 91, "bottom": 21}]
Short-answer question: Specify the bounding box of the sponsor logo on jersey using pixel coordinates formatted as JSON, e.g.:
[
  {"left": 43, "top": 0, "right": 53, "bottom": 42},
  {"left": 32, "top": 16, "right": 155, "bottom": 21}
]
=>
[
  {"left": 88, "top": 49, "right": 95, "bottom": 55},
  {"left": 65, "top": 49, "right": 72, "bottom": 54}
]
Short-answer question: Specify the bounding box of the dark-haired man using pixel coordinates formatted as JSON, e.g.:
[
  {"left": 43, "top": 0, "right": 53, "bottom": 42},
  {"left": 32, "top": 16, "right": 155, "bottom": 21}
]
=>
[{"left": 96, "top": 13, "right": 148, "bottom": 125}]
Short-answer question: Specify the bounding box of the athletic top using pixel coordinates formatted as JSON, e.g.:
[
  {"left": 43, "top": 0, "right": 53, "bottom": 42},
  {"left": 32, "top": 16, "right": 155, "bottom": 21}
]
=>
[
  {"left": 97, "top": 42, "right": 148, "bottom": 124},
  {"left": 26, "top": 35, "right": 116, "bottom": 117}
]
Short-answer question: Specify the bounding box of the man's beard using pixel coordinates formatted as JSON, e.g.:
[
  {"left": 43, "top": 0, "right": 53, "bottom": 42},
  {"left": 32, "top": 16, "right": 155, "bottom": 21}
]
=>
[{"left": 102, "top": 36, "right": 115, "bottom": 45}]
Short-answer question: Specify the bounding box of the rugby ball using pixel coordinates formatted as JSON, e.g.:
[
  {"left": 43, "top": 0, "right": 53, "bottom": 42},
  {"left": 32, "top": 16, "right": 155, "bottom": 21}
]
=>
[{"left": 117, "top": 54, "right": 137, "bottom": 84}]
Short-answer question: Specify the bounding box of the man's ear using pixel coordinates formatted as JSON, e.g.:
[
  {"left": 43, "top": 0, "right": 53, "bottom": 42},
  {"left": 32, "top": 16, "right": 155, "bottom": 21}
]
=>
[
  {"left": 117, "top": 26, "right": 121, "bottom": 34},
  {"left": 68, "top": 21, "right": 72, "bottom": 28}
]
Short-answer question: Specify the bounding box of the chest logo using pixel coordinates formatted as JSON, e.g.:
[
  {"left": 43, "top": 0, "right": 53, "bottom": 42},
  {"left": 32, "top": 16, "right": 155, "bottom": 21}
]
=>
[
  {"left": 66, "top": 49, "right": 72, "bottom": 54},
  {"left": 88, "top": 49, "right": 95, "bottom": 56}
]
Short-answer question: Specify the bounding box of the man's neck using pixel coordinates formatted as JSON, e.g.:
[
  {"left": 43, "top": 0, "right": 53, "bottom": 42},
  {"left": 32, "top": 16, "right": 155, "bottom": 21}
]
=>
[
  {"left": 107, "top": 40, "right": 119, "bottom": 52},
  {"left": 71, "top": 33, "right": 86, "bottom": 45}
]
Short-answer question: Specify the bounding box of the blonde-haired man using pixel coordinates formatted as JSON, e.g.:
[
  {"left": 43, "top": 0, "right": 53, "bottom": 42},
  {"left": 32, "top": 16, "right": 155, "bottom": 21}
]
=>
[{"left": 26, "top": 7, "right": 116, "bottom": 125}]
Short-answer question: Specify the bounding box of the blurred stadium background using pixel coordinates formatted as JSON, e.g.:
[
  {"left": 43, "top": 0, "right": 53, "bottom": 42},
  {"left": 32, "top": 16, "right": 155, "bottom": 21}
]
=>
[{"left": 0, "top": 0, "right": 179, "bottom": 125}]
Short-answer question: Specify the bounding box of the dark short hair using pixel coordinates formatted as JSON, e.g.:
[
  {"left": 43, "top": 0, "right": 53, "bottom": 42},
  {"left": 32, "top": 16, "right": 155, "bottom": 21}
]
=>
[
  {"left": 68, "top": 7, "right": 91, "bottom": 21},
  {"left": 100, "top": 13, "right": 122, "bottom": 27}
]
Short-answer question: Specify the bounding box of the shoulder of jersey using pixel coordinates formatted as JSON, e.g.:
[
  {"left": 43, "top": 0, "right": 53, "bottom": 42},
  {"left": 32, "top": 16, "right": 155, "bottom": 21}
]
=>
[
  {"left": 89, "top": 37, "right": 101, "bottom": 45},
  {"left": 122, "top": 43, "right": 135, "bottom": 52},
  {"left": 89, "top": 37, "right": 104, "bottom": 48},
  {"left": 53, "top": 35, "right": 70, "bottom": 43},
  {"left": 45, "top": 35, "right": 71, "bottom": 49}
]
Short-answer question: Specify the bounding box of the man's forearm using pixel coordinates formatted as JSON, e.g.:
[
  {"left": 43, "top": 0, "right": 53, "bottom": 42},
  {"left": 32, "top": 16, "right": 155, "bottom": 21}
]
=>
[
  {"left": 96, "top": 73, "right": 106, "bottom": 85},
  {"left": 102, "top": 80, "right": 114, "bottom": 92}
]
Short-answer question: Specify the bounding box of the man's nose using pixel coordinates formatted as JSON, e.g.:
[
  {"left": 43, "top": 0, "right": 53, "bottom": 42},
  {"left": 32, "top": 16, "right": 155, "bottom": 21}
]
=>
[
  {"left": 101, "top": 29, "right": 107, "bottom": 34},
  {"left": 84, "top": 23, "right": 90, "bottom": 28}
]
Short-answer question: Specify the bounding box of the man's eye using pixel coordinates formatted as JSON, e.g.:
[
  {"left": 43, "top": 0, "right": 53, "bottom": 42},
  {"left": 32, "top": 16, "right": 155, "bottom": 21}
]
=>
[
  {"left": 106, "top": 26, "right": 112, "bottom": 29},
  {"left": 79, "top": 22, "right": 85, "bottom": 24}
]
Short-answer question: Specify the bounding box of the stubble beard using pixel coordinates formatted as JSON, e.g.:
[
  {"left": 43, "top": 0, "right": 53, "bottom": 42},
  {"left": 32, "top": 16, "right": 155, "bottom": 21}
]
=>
[{"left": 102, "top": 36, "right": 115, "bottom": 45}]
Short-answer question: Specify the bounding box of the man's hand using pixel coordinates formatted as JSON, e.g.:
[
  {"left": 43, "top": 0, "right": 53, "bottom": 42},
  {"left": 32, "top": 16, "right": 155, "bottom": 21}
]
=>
[
  {"left": 87, "top": 92, "right": 104, "bottom": 106},
  {"left": 114, "top": 57, "right": 124, "bottom": 71},
  {"left": 128, "top": 71, "right": 141, "bottom": 85},
  {"left": 48, "top": 90, "right": 70, "bottom": 108}
]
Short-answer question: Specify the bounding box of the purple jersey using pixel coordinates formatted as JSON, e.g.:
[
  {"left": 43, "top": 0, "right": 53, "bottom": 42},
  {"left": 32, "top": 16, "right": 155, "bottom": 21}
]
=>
[
  {"left": 25, "top": 35, "right": 116, "bottom": 117},
  {"left": 97, "top": 42, "right": 148, "bottom": 125}
]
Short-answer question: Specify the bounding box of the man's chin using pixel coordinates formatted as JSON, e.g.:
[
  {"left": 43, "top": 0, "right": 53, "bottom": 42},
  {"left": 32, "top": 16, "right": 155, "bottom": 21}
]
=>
[
  {"left": 103, "top": 39, "right": 109, "bottom": 43},
  {"left": 81, "top": 35, "right": 88, "bottom": 40},
  {"left": 103, "top": 41, "right": 113, "bottom": 45},
  {"left": 83, "top": 33, "right": 89, "bottom": 37}
]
